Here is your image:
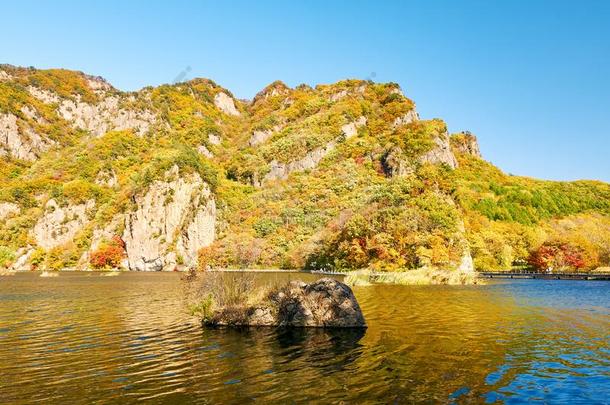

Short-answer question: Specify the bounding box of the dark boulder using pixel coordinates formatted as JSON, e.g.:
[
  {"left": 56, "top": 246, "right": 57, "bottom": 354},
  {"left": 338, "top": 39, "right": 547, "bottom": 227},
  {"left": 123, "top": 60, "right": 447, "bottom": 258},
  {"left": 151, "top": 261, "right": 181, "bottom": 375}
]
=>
[{"left": 206, "top": 278, "right": 366, "bottom": 328}]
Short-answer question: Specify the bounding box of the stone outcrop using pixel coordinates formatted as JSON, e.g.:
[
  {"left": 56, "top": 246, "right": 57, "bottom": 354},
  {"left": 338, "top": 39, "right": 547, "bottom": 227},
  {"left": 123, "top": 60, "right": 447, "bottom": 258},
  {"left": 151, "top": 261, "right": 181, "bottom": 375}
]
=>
[
  {"left": 197, "top": 144, "right": 213, "bottom": 158},
  {"left": 419, "top": 133, "right": 458, "bottom": 169},
  {"left": 28, "top": 87, "right": 157, "bottom": 137},
  {"left": 20, "top": 105, "right": 46, "bottom": 124},
  {"left": 451, "top": 131, "right": 482, "bottom": 158},
  {"left": 249, "top": 129, "right": 273, "bottom": 146},
  {"left": 10, "top": 246, "right": 35, "bottom": 271},
  {"left": 122, "top": 166, "right": 216, "bottom": 271},
  {"left": 381, "top": 146, "right": 414, "bottom": 177},
  {"left": 214, "top": 92, "right": 240, "bottom": 116},
  {"left": 264, "top": 143, "right": 337, "bottom": 182},
  {"left": 0, "top": 70, "right": 12, "bottom": 81},
  {"left": 382, "top": 129, "right": 458, "bottom": 176},
  {"left": 385, "top": 108, "right": 460, "bottom": 174},
  {"left": 208, "top": 133, "right": 222, "bottom": 145},
  {"left": 252, "top": 81, "right": 291, "bottom": 105},
  {"left": 330, "top": 89, "right": 348, "bottom": 102},
  {"left": 327, "top": 82, "right": 369, "bottom": 102},
  {"left": 263, "top": 117, "right": 366, "bottom": 182},
  {"left": 458, "top": 250, "right": 475, "bottom": 273},
  {"left": 78, "top": 216, "right": 125, "bottom": 268},
  {"left": 94, "top": 169, "right": 118, "bottom": 187},
  {"left": 340, "top": 116, "right": 366, "bottom": 138},
  {"left": 86, "top": 76, "right": 113, "bottom": 94},
  {"left": 392, "top": 109, "right": 419, "bottom": 127},
  {"left": 0, "top": 113, "right": 54, "bottom": 161},
  {"left": 249, "top": 125, "right": 283, "bottom": 147},
  {"left": 207, "top": 278, "right": 367, "bottom": 328},
  {"left": 0, "top": 202, "right": 20, "bottom": 221},
  {"left": 33, "top": 199, "right": 95, "bottom": 250}
]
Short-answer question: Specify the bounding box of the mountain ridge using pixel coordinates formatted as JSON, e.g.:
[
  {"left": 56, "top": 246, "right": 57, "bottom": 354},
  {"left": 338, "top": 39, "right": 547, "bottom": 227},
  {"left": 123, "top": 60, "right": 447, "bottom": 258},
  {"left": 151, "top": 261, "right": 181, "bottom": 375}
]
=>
[{"left": 1, "top": 65, "right": 609, "bottom": 274}]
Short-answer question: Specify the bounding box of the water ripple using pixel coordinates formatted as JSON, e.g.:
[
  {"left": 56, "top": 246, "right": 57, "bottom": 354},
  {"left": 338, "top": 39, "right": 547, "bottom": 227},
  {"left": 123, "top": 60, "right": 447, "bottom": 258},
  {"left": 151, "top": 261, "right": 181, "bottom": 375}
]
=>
[{"left": 0, "top": 273, "right": 608, "bottom": 403}]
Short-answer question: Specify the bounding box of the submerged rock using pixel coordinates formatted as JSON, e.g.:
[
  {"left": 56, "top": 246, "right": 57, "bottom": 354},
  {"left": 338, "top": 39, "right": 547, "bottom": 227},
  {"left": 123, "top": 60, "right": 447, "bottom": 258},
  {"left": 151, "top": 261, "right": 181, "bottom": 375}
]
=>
[{"left": 207, "top": 278, "right": 367, "bottom": 328}]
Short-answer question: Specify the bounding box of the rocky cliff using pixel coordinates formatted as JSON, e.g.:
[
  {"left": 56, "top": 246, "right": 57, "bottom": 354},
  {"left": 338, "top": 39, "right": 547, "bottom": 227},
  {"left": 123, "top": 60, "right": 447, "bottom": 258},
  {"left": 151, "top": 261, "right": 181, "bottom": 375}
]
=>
[
  {"left": 2, "top": 65, "right": 608, "bottom": 274},
  {"left": 122, "top": 166, "right": 215, "bottom": 271},
  {"left": 0, "top": 67, "right": 482, "bottom": 273}
]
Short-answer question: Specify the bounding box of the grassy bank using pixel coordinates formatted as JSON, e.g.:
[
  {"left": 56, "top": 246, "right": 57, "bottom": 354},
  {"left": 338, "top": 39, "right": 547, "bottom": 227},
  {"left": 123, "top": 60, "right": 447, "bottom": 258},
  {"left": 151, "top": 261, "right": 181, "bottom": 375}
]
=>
[{"left": 344, "top": 269, "right": 481, "bottom": 286}]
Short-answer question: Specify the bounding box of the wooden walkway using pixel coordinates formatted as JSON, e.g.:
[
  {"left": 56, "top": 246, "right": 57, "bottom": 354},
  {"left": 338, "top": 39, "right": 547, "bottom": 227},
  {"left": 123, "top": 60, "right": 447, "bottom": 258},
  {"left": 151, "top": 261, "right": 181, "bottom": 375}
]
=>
[{"left": 479, "top": 272, "right": 610, "bottom": 280}]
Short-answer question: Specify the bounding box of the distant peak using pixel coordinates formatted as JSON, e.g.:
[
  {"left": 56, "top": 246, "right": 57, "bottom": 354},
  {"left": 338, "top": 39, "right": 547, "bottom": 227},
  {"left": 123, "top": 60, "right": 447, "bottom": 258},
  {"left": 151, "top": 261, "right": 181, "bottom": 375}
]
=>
[{"left": 252, "top": 81, "right": 291, "bottom": 104}]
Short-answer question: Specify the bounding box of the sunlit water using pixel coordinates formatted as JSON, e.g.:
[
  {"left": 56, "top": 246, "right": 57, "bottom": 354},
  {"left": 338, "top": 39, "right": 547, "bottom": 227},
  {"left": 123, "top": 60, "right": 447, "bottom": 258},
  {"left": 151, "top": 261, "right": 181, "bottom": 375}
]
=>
[{"left": 1, "top": 273, "right": 608, "bottom": 404}]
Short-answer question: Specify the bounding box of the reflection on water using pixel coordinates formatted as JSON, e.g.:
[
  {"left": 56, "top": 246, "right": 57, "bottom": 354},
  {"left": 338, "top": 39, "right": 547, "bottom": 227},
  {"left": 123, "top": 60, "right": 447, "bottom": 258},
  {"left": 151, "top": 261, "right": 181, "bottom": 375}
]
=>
[{"left": 0, "top": 273, "right": 608, "bottom": 403}]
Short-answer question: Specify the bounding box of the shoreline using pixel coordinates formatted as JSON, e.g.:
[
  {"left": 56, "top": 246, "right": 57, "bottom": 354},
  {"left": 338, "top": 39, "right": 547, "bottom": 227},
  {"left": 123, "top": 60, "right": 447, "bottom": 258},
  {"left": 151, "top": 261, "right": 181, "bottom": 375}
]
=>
[{"left": 3, "top": 268, "right": 609, "bottom": 282}]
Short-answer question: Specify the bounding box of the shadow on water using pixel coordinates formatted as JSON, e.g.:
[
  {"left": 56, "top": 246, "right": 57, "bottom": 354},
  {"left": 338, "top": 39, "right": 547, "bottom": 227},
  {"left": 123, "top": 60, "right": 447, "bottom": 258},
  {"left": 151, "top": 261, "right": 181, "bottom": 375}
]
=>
[
  {"left": 275, "top": 327, "right": 365, "bottom": 373},
  {"left": 201, "top": 326, "right": 366, "bottom": 373}
]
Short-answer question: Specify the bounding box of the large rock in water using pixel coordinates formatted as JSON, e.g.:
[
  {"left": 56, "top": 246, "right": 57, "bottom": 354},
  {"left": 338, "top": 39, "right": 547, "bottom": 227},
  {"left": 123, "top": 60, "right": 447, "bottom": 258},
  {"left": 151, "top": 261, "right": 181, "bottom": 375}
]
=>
[{"left": 207, "top": 278, "right": 367, "bottom": 328}]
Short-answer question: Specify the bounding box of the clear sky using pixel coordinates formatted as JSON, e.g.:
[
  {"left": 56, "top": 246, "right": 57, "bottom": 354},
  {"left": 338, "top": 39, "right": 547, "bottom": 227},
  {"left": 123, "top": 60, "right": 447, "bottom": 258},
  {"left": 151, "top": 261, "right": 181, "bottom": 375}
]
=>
[{"left": 2, "top": 0, "right": 609, "bottom": 182}]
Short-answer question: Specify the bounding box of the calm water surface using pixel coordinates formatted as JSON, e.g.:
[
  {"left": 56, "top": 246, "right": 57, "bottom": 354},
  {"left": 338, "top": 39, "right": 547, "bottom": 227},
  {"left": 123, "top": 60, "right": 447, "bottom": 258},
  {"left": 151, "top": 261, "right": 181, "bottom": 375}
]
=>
[{"left": 0, "top": 272, "right": 608, "bottom": 404}]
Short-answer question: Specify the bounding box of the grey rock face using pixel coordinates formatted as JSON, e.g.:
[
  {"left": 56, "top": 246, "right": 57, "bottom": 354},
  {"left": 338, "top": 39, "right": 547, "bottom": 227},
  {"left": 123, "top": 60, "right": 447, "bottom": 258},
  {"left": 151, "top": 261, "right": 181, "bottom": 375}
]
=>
[
  {"left": 214, "top": 92, "right": 240, "bottom": 116},
  {"left": 0, "top": 113, "right": 54, "bottom": 161},
  {"left": 77, "top": 216, "right": 124, "bottom": 269},
  {"left": 264, "top": 144, "right": 335, "bottom": 182},
  {"left": 197, "top": 144, "right": 214, "bottom": 158},
  {"left": 340, "top": 116, "right": 366, "bottom": 139},
  {"left": 0, "top": 70, "right": 12, "bottom": 81},
  {"left": 28, "top": 86, "right": 157, "bottom": 137},
  {"left": 381, "top": 146, "right": 414, "bottom": 177},
  {"left": 382, "top": 130, "right": 458, "bottom": 176},
  {"left": 392, "top": 109, "right": 419, "bottom": 128},
  {"left": 249, "top": 129, "right": 273, "bottom": 146},
  {"left": 452, "top": 131, "right": 482, "bottom": 158},
  {"left": 208, "top": 278, "right": 367, "bottom": 328},
  {"left": 0, "top": 202, "right": 20, "bottom": 221},
  {"left": 122, "top": 166, "right": 216, "bottom": 271},
  {"left": 263, "top": 117, "right": 366, "bottom": 183},
  {"left": 33, "top": 199, "right": 95, "bottom": 250},
  {"left": 419, "top": 133, "right": 458, "bottom": 169},
  {"left": 11, "top": 247, "right": 34, "bottom": 271},
  {"left": 458, "top": 250, "right": 475, "bottom": 273},
  {"left": 208, "top": 133, "right": 222, "bottom": 145}
]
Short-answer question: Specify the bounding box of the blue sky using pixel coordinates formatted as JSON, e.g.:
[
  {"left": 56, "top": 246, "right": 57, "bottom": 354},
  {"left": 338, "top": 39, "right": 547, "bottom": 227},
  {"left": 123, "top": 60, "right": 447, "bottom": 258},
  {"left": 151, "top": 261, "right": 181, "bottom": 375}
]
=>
[{"left": 2, "top": 0, "right": 609, "bottom": 182}]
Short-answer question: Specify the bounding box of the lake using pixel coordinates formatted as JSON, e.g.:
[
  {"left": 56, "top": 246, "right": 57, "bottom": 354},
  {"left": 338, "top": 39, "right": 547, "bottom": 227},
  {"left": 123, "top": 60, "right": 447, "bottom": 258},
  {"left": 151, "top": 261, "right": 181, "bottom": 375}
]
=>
[{"left": 1, "top": 272, "right": 608, "bottom": 403}]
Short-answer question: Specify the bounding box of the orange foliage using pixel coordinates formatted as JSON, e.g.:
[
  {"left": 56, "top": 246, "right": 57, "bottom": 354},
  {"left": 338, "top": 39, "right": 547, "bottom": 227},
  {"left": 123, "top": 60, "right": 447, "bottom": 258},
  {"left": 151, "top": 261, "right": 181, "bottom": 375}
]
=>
[{"left": 89, "top": 236, "right": 126, "bottom": 269}]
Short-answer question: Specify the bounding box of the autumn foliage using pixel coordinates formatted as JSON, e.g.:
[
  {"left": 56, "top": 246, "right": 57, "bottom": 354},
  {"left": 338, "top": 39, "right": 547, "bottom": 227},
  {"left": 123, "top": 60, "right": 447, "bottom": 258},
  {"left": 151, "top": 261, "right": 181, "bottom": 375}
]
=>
[
  {"left": 528, "top": 242, "right": 585, "bottom": 272},
  {"left": 89, "top": 236, "right": 126, "bottom": 269}
]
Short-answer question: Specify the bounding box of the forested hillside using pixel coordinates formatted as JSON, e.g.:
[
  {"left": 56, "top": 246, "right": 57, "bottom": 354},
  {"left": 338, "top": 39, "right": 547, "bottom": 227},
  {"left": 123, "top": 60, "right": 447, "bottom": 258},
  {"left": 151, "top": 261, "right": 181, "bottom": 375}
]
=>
[{"left": 1, "top": 65, "right": 608, "bottom": 273}]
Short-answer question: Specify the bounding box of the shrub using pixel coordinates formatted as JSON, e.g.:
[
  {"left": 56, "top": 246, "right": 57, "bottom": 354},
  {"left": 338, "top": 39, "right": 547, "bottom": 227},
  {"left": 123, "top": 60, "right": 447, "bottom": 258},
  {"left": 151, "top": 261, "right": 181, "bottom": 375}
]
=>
[
  {"left": 188, "top": 294, "right": 215, "bottom": 321},
  {"left": 197, "top": 245, "right": 217, "bottom": 271},
  {"left": 182, "top": 270, "right": 258, "bottom": 320},
  {"left": 30, "top": 248, "right": 46, "bottom": 269},
  {"left": 528, "top": 242, "right": 585, "bottom": 272},
  {"left": 89, "top": 236, "right": 126, "bottom": 269},
  {"left": 0, "top": 246, "right": 15, "bottom": 268},
  {"left": 253, "top": 218, "right": 279, "bottom": 237}
]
